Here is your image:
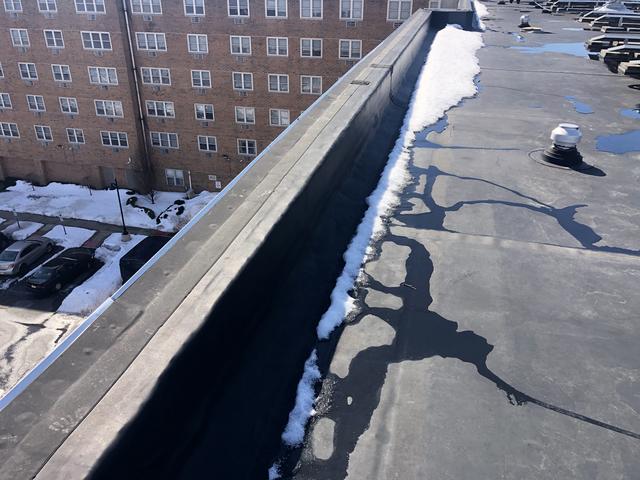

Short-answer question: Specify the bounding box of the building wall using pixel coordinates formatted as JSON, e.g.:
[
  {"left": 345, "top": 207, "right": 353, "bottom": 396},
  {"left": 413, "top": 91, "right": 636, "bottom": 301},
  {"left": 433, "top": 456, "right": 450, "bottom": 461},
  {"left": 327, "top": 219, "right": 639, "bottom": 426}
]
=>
[{"left": 0, "top": 0, "right": 425, "bottom": 192}]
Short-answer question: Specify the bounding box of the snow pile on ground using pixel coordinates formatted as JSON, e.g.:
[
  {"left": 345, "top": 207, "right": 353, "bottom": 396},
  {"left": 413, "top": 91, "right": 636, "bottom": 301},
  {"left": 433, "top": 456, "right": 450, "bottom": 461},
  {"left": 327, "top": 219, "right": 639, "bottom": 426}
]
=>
[
  {"left": 474, "top": 0, "right": 489, "bottom": 30},
  {"left": 58, "top": 234, "right": 145, "bottom": 315},
  {"left": 2, "top": 222, "right": 43, "bottom": 241},
  {"left": 275, "top": 25, "right": 484, "bottom": 465},
  {"left": 44, "top": 226, "right": 95, "bottom": 248},
  {"left": 0, "top": 182, "right": 217, "bottom": 232}
]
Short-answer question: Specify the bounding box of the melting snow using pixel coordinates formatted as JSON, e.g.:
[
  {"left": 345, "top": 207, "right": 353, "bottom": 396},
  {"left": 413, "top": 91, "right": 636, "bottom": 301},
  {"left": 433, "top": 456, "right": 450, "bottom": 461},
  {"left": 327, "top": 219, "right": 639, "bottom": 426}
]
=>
[
  {"left": 44, "top": 226, "right": 95, "bottom": 248},
  {"left": 2, "top": 221, "right": 43, "bottom": 241}
]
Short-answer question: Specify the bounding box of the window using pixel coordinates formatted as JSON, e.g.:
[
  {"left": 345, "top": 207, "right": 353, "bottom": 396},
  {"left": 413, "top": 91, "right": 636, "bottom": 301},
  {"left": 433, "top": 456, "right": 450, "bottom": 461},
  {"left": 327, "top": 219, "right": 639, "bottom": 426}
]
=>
[
  {"left": 184, "top": 0, "right": 204, "bottom": 15},
  {"left": 59, "top": 97, "right": 79, "bottom": 114},
  {"left": 237, "top": 138, "right": 257, "bottom": 155},
  {"left": 81, "top": 31, "right": 112, "bottom": 50},
  {"left": 0, "top": 122, "right": 19, "bottom": 138},
  {"left": 95, "top": 99, "right": 124, "bottom": 117},
  {"left": 66, "top": 128, "right": 84, "bottom": 144},
  {"left": 228, "top": 0, "right": 249, "bottom": 16},
  {"left": 165, "top": 168, "right": 184, "bottom": 186},
  {"left": 301, "top": 38, "right": 322, "bottom": 58},
  {"left": 188, "top": 34, "right": 208, "bottom": 53},
  {"left": 38, "top": 0, "right": 57, "bottom": 12},
  {"left": 265, "top": 0, "right": 286, "bottom": 17},
  {"left": 52, "top": 64, "right": 71, "bottom": 81},
  {"left": 232, "top": 72, "right": 253, "bottom": 91},
  {"left": 340, "top": 0, "right": 363, "bottom": 19},
  {"left": 0, "top": 93, "right": 11, "bottom": 110},
  {"left": 141, "top": 67, "right": 170, "bottom": 85},
  {"left": 44, "top": 30, "right": 64, "bottom": 48},
  {"left": 387, "top": 0, "right": 411, "bottom": 20},
  {"left": 89, "top": 66, "right": 118, "bottom": 85},
  {"left": 136, "top": 32, "right": 166, "bottom": 51},
  {"left": 235, "top": 106, "right": 255, "bottom": 124},
  {"left": 27, "top": 95, "right": 46, "bottom": 112},
  {"left": 339, "top": 39, "right": 361, "bottom": 59},
  {"left": 101, "top": 131, "right": 128, "bottom": 147},
  {"left": 19, "top": 63, "right": 38, "bottom": 80},
  {"left": 3, "top": 0, "right": 22, "bottom": 12},
  {"left": 230, "top": 36, "right": 251, "bottom": 55},
  {"left": 194, "top": 103, "right": 214, "bottom": 120},
  {"left": 146, "top": 100, "right": 175, "bottom": 117},
  {"left": 270, "top": 108, "right": 290, "bottom": 127},
  {"left": 300, "top": 0, "right": 321, "bottom": 18},
  {"left": 75, "top": 0, "right": 105, "bottom": 13},
  {"left": 268, "top": 74, "right": 289, "bottom": 93},
  {"left": 131, "top": 0, "right": 161, "bottom": 14},
  {"left": 191, "top": 70, "right": 211, "bottom": 88},
  {"left": 301, "top": 75, "right": 322, "bottom": 94},
  {"left": 198, "top": 135, "right": 217, "bottom": 151},
  {"left": 34, "top": 125, "right": 53, "bottom": 141},
  {"left": 267, "top": 37, "right": 288, "bottom": 56},
  {"left": 151, "top": 131, "right": 179, "bottom": 148},
  {"left": 10, "top": 29, "right": 29, "bottom": 47},
  {"left": 0, "top": 64, "right": 4, "bottom": 78}
]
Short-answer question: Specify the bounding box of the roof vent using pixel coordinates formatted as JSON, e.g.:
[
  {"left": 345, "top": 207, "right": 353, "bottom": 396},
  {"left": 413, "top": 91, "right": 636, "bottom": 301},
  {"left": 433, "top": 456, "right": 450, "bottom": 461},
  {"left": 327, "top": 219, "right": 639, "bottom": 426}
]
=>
[
  {"left": 519, "top": 14, "right": 530, "bottom": 28},
  {"left": 538, "top": 123, "right": 585, "bottom": 168}
]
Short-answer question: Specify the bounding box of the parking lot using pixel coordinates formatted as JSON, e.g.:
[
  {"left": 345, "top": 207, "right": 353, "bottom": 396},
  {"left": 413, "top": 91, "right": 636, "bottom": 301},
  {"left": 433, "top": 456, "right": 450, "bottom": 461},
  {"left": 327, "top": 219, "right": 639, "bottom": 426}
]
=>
[{"left": 0, "top": 216, "right": 156, "bottom": 396}]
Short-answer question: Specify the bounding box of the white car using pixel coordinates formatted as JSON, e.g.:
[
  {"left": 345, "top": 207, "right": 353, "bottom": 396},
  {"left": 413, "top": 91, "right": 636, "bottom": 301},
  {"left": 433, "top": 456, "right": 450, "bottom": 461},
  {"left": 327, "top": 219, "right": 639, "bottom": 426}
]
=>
[{"left": 0, "top": 237, "right": 55, "bottom": 276}]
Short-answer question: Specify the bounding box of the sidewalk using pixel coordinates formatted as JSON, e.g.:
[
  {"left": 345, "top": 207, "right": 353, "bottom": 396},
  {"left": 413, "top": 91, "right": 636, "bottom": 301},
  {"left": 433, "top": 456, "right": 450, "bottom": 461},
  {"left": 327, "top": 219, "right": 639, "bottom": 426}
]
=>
[{"left": 0, "top": 210, "right": 168, "bottom": 237}]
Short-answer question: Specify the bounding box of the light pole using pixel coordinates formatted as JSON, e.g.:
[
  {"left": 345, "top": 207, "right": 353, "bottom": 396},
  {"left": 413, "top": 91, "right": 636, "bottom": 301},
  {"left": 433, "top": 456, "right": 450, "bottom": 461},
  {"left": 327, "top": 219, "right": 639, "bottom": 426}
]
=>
[{"left": 111, "top": 178, "right": 130, "bottom": 240}]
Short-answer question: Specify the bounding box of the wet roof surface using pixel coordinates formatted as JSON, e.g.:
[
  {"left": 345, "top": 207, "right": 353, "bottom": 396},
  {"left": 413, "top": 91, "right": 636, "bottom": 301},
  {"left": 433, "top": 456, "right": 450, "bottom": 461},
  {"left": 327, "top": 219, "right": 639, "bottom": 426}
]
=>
[{"left": 292, "top": 4, "right": 640, "bottom": 479}]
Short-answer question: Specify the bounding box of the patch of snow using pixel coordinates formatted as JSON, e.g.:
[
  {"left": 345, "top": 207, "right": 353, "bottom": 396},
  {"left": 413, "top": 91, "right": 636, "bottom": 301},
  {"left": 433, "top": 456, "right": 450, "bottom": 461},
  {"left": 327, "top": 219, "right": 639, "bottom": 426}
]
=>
[
  {"left": 44, "top": 226, "right": 95, "bottom": 248},
  {"left": 2, "top": 221, "right": 43, "bottom": 241},
  {"left": 281, "top": 350, "right": 321, "bottom": 446},
  {"left": 268, "top": 463, "right": 281, "bottom": 480},
  {"left": 474, "top": 0, "right": 488, "bottom": 30},
  {"left": 274, "top": 25, "right": 484, "bottom": 471},
  {"left": 0, "top": 182, "right": 217, "bottom": 232},
  {"left": 57, "top": 233, "right": 145, "bottom": 315}
]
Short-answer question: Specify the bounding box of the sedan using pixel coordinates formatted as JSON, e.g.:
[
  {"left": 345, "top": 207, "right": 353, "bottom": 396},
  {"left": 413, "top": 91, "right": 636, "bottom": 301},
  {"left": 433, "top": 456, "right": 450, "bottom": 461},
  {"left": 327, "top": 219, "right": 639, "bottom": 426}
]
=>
[
  {"left": 0, "top": 238, "right": 54, "bottom": 276},
  {"left": 26, "top": 247, "right": 96, "bottom": 295}
]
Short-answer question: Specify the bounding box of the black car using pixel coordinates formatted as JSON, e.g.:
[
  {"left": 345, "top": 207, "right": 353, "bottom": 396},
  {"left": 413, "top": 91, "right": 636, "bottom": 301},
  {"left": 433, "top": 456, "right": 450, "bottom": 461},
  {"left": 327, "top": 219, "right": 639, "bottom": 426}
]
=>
[
  {"left": 0, "top": 232, "right": 12, "bottom": 252},
  {"left": 26, "top": 247, "right": 96, "bottom": 295},
  {"left": 119, "top": 236, "right": 171, "bottom": 282}
]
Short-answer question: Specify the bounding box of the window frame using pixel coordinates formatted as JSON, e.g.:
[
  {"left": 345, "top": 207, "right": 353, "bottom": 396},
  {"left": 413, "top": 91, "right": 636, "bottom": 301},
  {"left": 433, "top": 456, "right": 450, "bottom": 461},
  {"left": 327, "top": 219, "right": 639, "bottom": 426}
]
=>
[
  {"left": 300, "top": 75, "right": 322, "bottom": 95},
  {"left": 26, "top": 94, "right": 46, "bottom": 112},
  {"left": 10, "top": 28, "right": 30, "bottom": 47},
  {"left": 101, "top": 130, "right": 129, "bottom": 148},
  {"left": 51, "top": 64, "right": 72, "bottom": 82},
  {"left": 227, "top": 0, "right": 249, "bottom": 17},
  {"left": 230, "top": 35, "right": 251, "bottom": 55},
  {"left": 187, "top": 34, "right": 209, "bottom": 54},
  {"left": 34, "top": 124, "right": 53, "bottom": 142},
  {"left": 266, "top": 36, "right": 288, "bottom": 56},
  {"left": 267, "top": 73, "right": 289, "bottom": 93},
  {"left": 145, "top": 100, "right": 175, "bottom": 118},
  {"left": 269, "top": 108, "right": 290, "bottom": 127},
  {"left": 59, "top": 96, "right": 79, "bottom": 114},
  {"left": 140, "top": 67, "right": 171, "bottom": 85},
  {"left": 197, "top": 135, "right": 217, "bottom": 152},
  {"left": 75, "top": 0, "right": 106, "bottom": 14},
  {"left": 3, "top": 0, "right": 22, "bottom": 12},
  {"left": 300, "top": 0, "right": 322, "bottom": 19},
  {"left": 19, "top": 63, "right": 38, "bottom": 80},
  {"left": 235, "top": 106, "right": 255, "bottom": 124},
  {"left": 151, "top": 131, "right": 179, "bottom": 149},
  {"left": 191, "top": 69, "right": 212, "bottom": 88},
  {"left": 88, "top": 66, "right": 118, "bottom": 85},
  {"left": 81, "top": 31, "right": 112, "bottom": 51},
  {"left": 265, "top": 0, "right": 287, "bottom": 18},
  {"left": 184, "top": 0, "right": 205, "bottom": 16},
  {"left": 339, "top": 39, "right": 362, "bottom": 60},
  {"left": 165, "top": 168, "right": 185, "bottom": 187},
  {"left": 0, "top": 93, "right": 12, "bottom": 110},
  {"left": 130, "top": 0, "right": 162, "bottom": 14},
  {"left": 0, "top": 122, "right": 20, "bottom": 138},
  {"left": 237, "top": 138, "right": 257, "bottom": 156},
  {"left": 94, "top": 99, "right": 124, "bottom": 118},
  {"left": 38, "top": 0, "right": 58, "bottom": 13},
  {"left": 44, "top": 29, "right": 64, "bottom": 48},
  {"left": 300, "top": 38, "right": 323, "bottom": 58},
  {"left": 66, "top": 127, "right": 85, "bottom": 144},
  {"left": 194, "top": 103, "right": 214, "bottom": 120},
  {"left": 340, "top": 0, "right": 363, "bottom": 20},
  {"left": 387, "top": 0, "right": 411, "bottom": 20},
  {"left": 136, "top": 32, "right": 167, "bottom": 51},
  {"left": 232, "top": 72, "right": 253, "bottom": 91}
]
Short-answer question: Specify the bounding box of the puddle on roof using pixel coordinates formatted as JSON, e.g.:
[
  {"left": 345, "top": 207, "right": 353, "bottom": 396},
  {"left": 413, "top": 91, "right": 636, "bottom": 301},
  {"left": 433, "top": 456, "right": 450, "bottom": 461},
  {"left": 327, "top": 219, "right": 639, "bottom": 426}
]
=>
[
  {"left": 511, "top": 42, "right": 588, "bottom": 57},
  {"left": 596, "top": 130, "right": 640, "bottom": 153},
  {"left": 510, "top": 32, "right": 526, "bottom": 42},
  {"left": 565, "top": 96, "right": 594, "bottom": 114},
  {"left": 620, "top": 108, "right": 640, "bottom": 119},
  {"left": 417, "top": 116, "right": 449, "bottom": 148}
]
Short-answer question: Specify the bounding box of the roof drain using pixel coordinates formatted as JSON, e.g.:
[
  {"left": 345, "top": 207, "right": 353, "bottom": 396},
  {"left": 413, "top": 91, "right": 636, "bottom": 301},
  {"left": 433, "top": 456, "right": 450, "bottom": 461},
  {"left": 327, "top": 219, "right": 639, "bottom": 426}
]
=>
[{"left": 530, "top": 123, "right": 591, "bottom": 170}]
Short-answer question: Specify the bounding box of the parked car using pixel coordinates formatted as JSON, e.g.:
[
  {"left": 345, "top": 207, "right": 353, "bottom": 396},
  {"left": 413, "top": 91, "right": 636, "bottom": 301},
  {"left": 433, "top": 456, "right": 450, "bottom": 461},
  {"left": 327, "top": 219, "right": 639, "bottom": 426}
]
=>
[
  {"left": 0, "top": 237, "right": 54, "bottom": 276},
  {"left": 119, "top": 236, "right": 171, "bottom": 282},
  {"left": 26, "top": 247, "right": 96, "bottom": 295},
  {"left": 0, "top": 233, "right": 12, "bottom": 252}
]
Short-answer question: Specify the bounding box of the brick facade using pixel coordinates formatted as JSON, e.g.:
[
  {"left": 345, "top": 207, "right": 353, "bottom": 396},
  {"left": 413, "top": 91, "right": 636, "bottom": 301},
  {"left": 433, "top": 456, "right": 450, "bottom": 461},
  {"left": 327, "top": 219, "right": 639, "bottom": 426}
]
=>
[{"left": 0, "top": 0, "right": 426, "bottom": 192}]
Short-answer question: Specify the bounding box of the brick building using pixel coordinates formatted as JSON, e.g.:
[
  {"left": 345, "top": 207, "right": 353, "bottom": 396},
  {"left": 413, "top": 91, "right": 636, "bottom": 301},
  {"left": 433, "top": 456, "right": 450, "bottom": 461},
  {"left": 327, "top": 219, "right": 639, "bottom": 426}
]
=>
[{"left": 0, "top": 0, "right": 426, "bottom": 192}]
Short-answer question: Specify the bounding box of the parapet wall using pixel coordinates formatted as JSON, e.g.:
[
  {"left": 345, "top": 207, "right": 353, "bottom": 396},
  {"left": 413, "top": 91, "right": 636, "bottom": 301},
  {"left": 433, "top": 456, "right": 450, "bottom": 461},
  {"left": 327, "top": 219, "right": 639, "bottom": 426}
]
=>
[{"left": 0, "top": 7, "right": 475, "bottom": 479}]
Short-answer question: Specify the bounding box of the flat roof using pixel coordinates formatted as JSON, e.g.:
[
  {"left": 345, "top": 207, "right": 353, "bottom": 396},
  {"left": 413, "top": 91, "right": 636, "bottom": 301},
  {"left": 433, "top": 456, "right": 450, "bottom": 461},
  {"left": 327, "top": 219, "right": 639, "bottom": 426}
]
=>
[{"left": 293, "top": 3, "right": 640, "bottom": 478}]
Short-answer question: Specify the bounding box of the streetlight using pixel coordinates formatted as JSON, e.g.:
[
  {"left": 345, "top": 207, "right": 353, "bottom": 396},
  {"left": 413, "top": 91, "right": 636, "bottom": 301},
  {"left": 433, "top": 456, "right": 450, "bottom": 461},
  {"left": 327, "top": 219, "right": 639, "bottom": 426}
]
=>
[{"left": 111, "top": 178, "right": 130, "bottom": 240}]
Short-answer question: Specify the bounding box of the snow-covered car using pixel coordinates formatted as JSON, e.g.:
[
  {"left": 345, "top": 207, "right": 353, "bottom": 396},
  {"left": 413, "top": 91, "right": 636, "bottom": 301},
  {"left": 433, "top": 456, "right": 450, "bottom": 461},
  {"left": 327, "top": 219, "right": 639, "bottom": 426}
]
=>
[
  {"left": 0, "top": 237, "right": 54, "bottom": 276},
  {"left": 26, "top": 247, "right": 96, "bottom": 295}
]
